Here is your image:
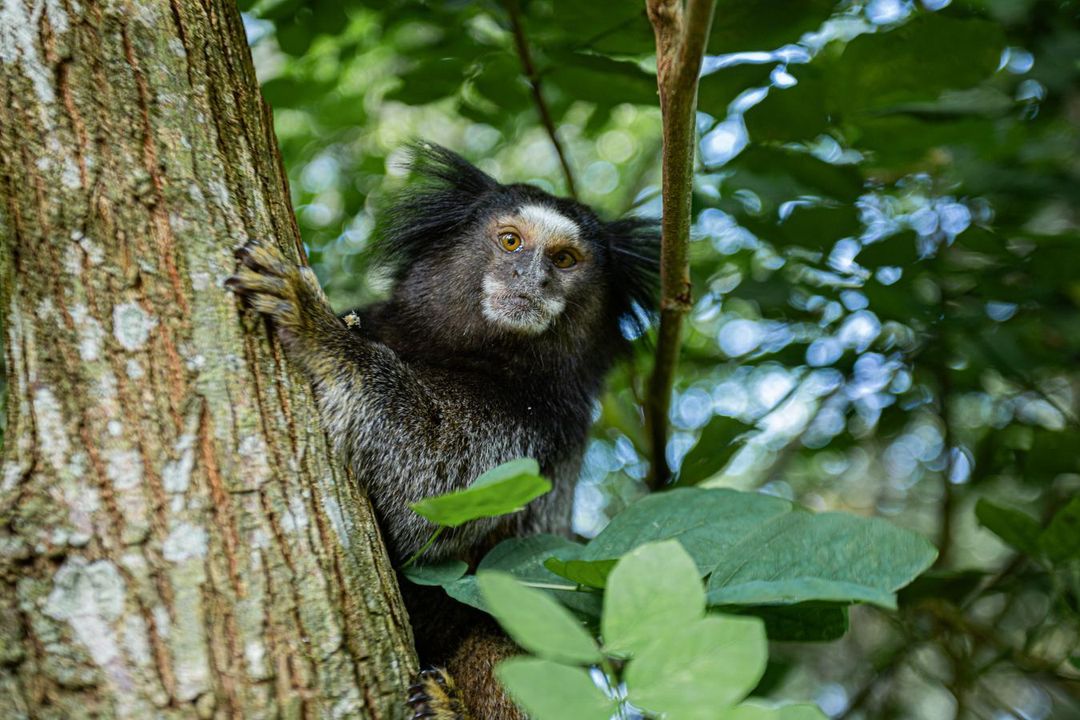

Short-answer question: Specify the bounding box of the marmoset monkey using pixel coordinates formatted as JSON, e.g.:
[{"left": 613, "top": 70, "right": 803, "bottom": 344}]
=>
[{"left": 228, "top": 144, "right": 658, "bottom": 719}]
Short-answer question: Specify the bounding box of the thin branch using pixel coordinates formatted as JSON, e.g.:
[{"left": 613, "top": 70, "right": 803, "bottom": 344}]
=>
[
  {"left": 644, "top": 0, "right": 717, "bottom": 488},
  {"left": 505, "top": 0, "right": 578, "bottom": 199}
]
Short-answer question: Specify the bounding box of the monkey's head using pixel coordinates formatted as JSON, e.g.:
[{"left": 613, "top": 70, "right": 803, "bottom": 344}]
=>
[{"left": 377, "top": 143, "right": 659, "bottom": 364}]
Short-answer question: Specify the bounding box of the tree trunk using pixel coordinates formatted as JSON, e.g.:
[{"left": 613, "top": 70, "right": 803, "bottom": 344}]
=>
[{"left": 0, "top": 1, "right": 417, "bottom": 718}]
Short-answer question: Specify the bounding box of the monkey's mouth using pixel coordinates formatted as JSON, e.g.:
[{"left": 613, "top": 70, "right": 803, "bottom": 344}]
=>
[{"left": 481, "top": 291, "right": 558, "bottom": 335}]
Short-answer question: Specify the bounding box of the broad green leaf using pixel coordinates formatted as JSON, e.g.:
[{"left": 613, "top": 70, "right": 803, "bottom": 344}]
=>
[
  {"left": 578, "top": 488, "right": 935, "bottom": 609},
  {"left": 747, "top": 204, "right": 860, "bottom": 252},
  {"left": 721, "top": 703, "right": 828, "bottom": 720},
  {"left": 677, "top": 415, "right": 753, "bottom": 486},
  {"left": 471, "top": 53, "right": 532, "bottom": 116},
  {"left": 858, "top": 231, "right": 920, "bottom": 268},
  {"left": 478, "top": 572, "right": 601, "bottom": 664},
  {"left": 546, "top": 0, "right": 654, "bottom": 55},
  {"left": 698, "top": 64, "right": 775, "bottom": 117},
  {"left": 471, "top": 458, "right": 543, "bottom": 488},
  {"left": 723, "top": 145, "right": 865, "bottom": 204},
  {"left": 706, "top": 511, "right": 938, "bottom": 609},
  {"left": 389, "top": 57, "right": 467, "bottom": 105},
  {"left": 721, "top": 704, "right": 775, "bottom": 720},
  {"left": 774, "top": 706, "right": 828, "bottom": 720},
  {"left": 496, "top": 658, "right": 617, "bottom": 720},
  {"left": 746, "top": 603, "right": 849, "bottom": 642},
  {"left": 975, "top": 499, "right": 1042, "bottom": 556},
  {"left": 582, "top": 488, "right": 792, "bottom": 573},
  {"left": 402, "top": 560, "right": 468, "bottom": 586},
  {"left": 832, "top": 14, "right": 1006, "bottom": 114},
  {"left": 744, "top": 68, "right": 829, "bottom": 143},
  {"left": 897, "top": 569, "right": 987, "bottom": 607},
  {"left": 545, "top": 51, "right": 658, "bottom": 109},
  {"left": 409, "top": 459, "right": 551, "bottom": 528},
  {"left": 625, "top": 614, "right": 767, "bottom": 718},
  {"left": 602, "top": 540, "right": 705, "bottom": 657},
  {"left": 878, "top": 87, "right": 1017, "bottom": 119},
  {"left": 1039, "top": 496, "right": 1080, "bottom": 563},
  {"left": 444, "top": 535, "right": 601, "bottom": 618},
  {"left": 707, "top": 0, "right": 835, "bottom": 54},
  {"left": 543, "top": 557, "right": 616, "bottom": 589}
]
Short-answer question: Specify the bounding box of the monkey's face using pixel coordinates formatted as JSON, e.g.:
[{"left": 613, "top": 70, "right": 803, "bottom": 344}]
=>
[{"left": 478, "top": 204, "right": 602, "bottom": 336}]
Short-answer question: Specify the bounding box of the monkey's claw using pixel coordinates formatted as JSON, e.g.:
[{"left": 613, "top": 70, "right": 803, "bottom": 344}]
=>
[
  {"left": 226, "top": 240, "right": 332, "bottom": 334},
  {"left": 407, "top": 668, "right": 471, "bottom": 720}
]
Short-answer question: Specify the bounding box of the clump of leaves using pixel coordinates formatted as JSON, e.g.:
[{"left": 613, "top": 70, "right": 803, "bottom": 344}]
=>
[
  {"left": 483, "top": 540, "right": 826, "bottom": 720},
  {"left": 403, "top": 459, "right": 939, "bottom": 717}
]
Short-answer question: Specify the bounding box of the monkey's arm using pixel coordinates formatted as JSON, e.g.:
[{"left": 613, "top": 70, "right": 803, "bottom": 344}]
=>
[{"left": 226, "top": 241, "right": 512, "bottom": 562}]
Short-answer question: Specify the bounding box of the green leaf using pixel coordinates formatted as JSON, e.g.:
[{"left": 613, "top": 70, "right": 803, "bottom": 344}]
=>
[
  {"left": 625, "top": 614, "right": 768, "bottom": 717},
  {"left": 744, "top": 68, "right": 829, "bottom": 143},
  {"left": 858, "top": 231, "right": 920, "bottom": 268},
  {"left": 582, "top": 488, "right": 791, "bottom": 574},
  {"left": 409, "top": 459, "right": 551, "bottom": 528},
  {"left": 832, "top": 14, "right": 1006, "bottom": 114},
  {"left": 496, "top": 658, "right": 617, "bottom": 720},
  {"left": 975, "top": 499, "right": 1042, "bottom": 556},
  {"left": 478, "top": 572, "right": 602, "bottom": 664},
  {"left": 545, "top": 51, "right": 658, "bottom": 108},
  {"left": 546, "top": 0, "right": 654, "bottom": 55},
  {"left": 389, "top": 57, "right": 466, "bottom": 105},
  {"left": 878, "top": 87, "right": 1017, "bottom": 119},
  {"left": 745, "top": 603, "right": 849, "bottom": 642},
  {"left": 444, "top": 535, "right": 602, "bottom": 618},
  {"left": 402, "top": 560, "right": 468, "bottom": 586},
  {"left": 1039, "top": 496, "right": 1080, "bottom": 563},
  {"left": 760, "top": 204, "right": 861, "bottom": 252},
  {"left": 543, "top": 557, "right": 616, "bottom": 589},
  {"left": 897, "top": 569, "right": 987, "bottom": 607},
  {"left": 581, "top": 489, "right": 936, "bottom": 609},
  {"left": 706, "top": 511, "right": 938, "bottom": 609},
  {"left": 602, "top": 540, "right": 705, "bottom": 657},
  {"left": 720, "top": 703, "right": 829, "bottom": 720},
  {"left": 677, "top": 415, "right": 753, "bottom": 486},
  {"left": 774, "top": 706, "right": 828, "bottom": 720},
  {"left": 707, "top": 0, "right": 835, "bottom": 54},
  {"left": 723, "top": 145, "right": 865, "bottom": 204},
  {"left": 698, "top": 64, "right": 775, "bottom": 117}
]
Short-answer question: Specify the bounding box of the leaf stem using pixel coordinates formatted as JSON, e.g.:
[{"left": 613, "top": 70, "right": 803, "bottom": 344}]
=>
[
  {"left": 402, "top": 526, "right": 445, "bottom": 568},
  {"left": 517, "top": 580, "right": 582, "bottom": 592}
]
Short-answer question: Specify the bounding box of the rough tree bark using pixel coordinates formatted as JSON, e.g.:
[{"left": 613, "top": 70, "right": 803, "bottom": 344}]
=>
[{"left": 0, "top": 1, "right": 416, "bottom": 718}]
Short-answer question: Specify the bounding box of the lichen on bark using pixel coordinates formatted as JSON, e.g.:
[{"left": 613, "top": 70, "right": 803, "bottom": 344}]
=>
[{"left": 0, "top": 1, "right": 416, "bottom": 717}]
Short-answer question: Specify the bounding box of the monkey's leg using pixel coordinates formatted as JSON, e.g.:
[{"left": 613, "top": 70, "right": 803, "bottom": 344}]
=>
[
  {"left": 407, "top": 628, "right": 525, "bottom": 720},
  {"left": 404, "top": 586, "right": 526, "bottom": 720}
]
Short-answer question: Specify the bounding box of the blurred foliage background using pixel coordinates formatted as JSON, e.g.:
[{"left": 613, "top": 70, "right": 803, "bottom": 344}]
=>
[{"left": 46, "top": 0, "right": 1080, "bottom": 716}]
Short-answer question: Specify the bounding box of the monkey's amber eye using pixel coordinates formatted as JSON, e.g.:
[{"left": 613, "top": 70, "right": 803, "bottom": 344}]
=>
[
  {"left": 551, "top": 250, "right": 578, "bottom": 269},
  {"left": 499, "top": 232, "right": 523, "bottom": 252}
]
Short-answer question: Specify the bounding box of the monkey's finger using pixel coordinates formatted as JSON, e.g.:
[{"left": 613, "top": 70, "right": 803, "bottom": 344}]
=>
[
  {"left": 243, "top": 294, "right": 299, "bottom": 326},
  {"left": 236, "top": 242, "right": 290, "bottom": 277},
  {"left": 225, "top": 267, "right": 288, "bottom": 298}
]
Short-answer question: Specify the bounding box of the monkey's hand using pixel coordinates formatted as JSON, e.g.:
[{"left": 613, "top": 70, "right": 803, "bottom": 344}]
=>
[
  {"left": 226, "top": 241, "right": 344, "bottom": 370},
  {"left": 408, "top": 668, "right": 472, "bottom": 720}
]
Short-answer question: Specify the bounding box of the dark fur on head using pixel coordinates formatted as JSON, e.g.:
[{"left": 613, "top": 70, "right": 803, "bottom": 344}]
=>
[{"left": 374, "top": 142, "right": 659, "bottom": 369}]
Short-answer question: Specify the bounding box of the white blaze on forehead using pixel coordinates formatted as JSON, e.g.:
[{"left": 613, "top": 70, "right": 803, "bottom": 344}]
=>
[{"left": 517, "top": 204, "right": 580, "bottom": 242}]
